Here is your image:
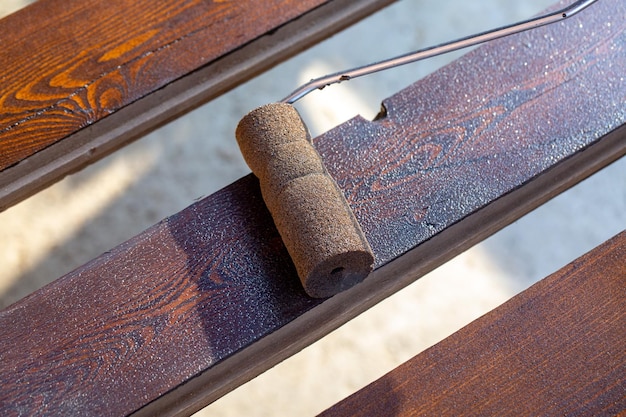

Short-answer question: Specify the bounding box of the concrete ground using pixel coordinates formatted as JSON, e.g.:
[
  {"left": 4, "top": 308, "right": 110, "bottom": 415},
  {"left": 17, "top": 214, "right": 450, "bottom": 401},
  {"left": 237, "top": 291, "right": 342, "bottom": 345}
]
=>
[{"left": 1, "top": 1, "right": 624, "bottom": 416}]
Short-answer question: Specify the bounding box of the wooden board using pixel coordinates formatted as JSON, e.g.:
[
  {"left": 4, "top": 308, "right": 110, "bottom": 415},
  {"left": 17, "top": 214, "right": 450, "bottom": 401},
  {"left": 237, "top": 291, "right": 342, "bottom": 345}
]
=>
[
  {"left": 1, "top": 0, "right": 625, "bottom": 415},
  {"left": 320, "top": 231, "right": 626, "bottom": 417},
  {"left": 0, "top": 0, "right": 393, "bottom": 210}
]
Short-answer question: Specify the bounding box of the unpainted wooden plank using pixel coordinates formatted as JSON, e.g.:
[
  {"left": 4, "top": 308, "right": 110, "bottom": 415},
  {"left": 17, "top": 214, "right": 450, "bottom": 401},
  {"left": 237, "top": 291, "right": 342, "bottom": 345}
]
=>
[
  {"left": 0, "top": 0, "right": 624, "bottom": 415},
  {"left": 0, "top": 0, "right": 394, "bottom": 210},
  {"left": 320, "top": 231, "right": 626, "bottom": 417}
]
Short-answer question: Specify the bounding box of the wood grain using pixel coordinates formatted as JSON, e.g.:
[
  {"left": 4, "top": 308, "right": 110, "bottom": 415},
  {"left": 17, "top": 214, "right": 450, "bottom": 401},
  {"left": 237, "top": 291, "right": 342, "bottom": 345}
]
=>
[
  {"left": 1, "top": 0, "right": 624, "bottom": 416},
  {"left": 320, "top": 231, "right": 626, "bottom": 417},
  {"left": 0, "top": 0, "right": 323, "bottom": 169},
  {"left": 0, "top": 0, "right": 394, "bottom": 210}
]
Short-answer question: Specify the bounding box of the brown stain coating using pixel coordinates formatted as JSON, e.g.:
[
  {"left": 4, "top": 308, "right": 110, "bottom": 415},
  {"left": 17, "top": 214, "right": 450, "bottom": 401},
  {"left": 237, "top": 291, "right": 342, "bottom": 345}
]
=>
[
  {"left": 320, "top": 232, "right": 626, "bottom": 417},
  {"left": 0, "top": 0, "right": 330, "bottom": 171},
  {"left": 236, "top": 103, "right": 374, "bottom": 297},
  {"left": 0, "top": 0, "right": 624, "bottom": 414}
]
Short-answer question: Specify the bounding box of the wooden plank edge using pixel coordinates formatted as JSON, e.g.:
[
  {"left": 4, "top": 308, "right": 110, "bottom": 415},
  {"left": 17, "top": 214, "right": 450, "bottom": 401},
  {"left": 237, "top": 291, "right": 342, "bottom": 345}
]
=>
[
  {"left": 0, "top": 0, "right": 394, "bottom": 212},
  {"left": 319, "top": 231, "right": 626, "bottom": 416},
  {"left": 132, "top": 127, "right": 625, "bottom": 416}
]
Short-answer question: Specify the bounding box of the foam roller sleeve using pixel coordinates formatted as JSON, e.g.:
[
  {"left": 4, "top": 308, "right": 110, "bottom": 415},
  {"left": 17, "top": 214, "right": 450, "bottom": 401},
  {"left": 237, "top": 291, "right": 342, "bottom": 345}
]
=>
[{"left": 236, "top": 103, "right": 374, "bottom": 298}]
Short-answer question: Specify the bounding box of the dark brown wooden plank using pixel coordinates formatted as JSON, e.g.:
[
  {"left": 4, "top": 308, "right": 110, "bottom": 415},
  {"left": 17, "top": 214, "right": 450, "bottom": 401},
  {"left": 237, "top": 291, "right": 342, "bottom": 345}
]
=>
[
  {"left": 320, "top": 231, "right": 626, "bottom": 417},
  {"left": 1, "top": 1, "right": 624, "bottom": 416},
  {"left": 0, "top": 0, "right": 394, "bottom": 210}
]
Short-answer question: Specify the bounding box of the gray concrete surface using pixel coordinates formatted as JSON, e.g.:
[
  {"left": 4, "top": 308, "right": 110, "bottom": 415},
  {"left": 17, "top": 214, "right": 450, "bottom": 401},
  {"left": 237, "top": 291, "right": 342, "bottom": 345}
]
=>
[{"left": 1, "top": 1, "right": 624, "bottom": 416}]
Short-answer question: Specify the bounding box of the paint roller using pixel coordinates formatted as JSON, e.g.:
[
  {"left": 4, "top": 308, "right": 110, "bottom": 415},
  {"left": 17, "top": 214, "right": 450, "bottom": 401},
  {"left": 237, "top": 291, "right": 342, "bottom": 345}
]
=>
[{"left": 235, "top": 0, "right": 598, "bottom": 298}]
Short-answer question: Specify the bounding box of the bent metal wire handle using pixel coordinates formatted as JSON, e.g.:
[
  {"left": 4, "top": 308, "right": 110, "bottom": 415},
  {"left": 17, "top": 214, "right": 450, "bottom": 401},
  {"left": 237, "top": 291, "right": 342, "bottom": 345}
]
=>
[{"left": 281, "top": 0, "right": 600, "bottom": 104}]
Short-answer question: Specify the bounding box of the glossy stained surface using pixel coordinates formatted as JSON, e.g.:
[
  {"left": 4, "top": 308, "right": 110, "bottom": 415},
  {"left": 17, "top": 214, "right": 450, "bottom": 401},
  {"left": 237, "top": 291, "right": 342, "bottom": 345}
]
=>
[
  {"left": 0, "top": 0, "right": 324, "bottom": 171},
  {"left": 0, "top": 0, "right": 625, "bottom": 415},
  {"left": 1, "top": 177, "right": 320, "bottom": 415},
  {"left": 320, "top": 232, "right": 626, "bottom": 416},
  {"left": 319, "top": 0, "right": 625, "bottom": 263}
]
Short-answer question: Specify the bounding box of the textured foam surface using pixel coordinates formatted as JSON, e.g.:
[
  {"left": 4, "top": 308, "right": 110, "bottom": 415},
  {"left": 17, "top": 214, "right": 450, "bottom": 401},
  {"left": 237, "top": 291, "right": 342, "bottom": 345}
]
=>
[{"left": 236, "top": 103, "right": 374, "bottom": 297}]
